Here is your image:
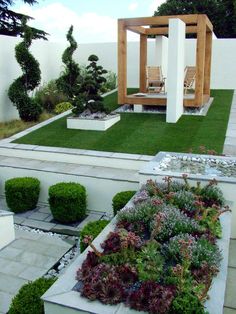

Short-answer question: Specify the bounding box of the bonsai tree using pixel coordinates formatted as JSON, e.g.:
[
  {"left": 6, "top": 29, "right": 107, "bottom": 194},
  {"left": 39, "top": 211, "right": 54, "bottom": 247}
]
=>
[
  {"left": 73, "top": 54, "right": 108, "bottom": 115},
  {"left": 8, "top": 17, "right": 42, "bottom": 121},
  {"left": 56, "top": 25, "right": 81, "bottom": 102}
]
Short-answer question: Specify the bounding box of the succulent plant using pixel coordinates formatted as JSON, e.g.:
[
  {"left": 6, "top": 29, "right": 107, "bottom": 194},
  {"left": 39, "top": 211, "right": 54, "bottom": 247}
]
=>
[
  {"left": 136, "top": 241, "right": 164, "bottom": 282},
  {"left": 173, "top": 190, "right": 197, "bottom": 212},
  {"left": 128, "top": 281, "right": 176, "bottom": 314},
  {"left": 150, "top": 206, "right": 200, "bottom": 242},
  {"left": 200, "top": 183, "right": 225, "bottom": 207}
]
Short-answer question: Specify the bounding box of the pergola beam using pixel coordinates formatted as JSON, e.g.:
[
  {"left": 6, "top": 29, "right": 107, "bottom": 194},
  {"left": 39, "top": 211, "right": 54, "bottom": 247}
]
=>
[
  {"left": 205, "top": 16, "right": 213, "bottom": 32},
  {"left": 126, "top": 26, "right": 146, "bottom": 35},
  {"left": 119, "top": 14, "right": 199, "bottom": 27},
  {"left": 145, "top": 25, "right": 198, "bottom": 35}
]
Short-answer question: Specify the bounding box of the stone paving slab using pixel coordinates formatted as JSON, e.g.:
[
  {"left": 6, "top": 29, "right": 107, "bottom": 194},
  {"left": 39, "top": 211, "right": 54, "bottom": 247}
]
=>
[
  {"left": 27, "top": 211, "right": 51, "bottom": 221},
  {"left": 20, "top": 219, "right": 57, "bottom": 231},
  {"left": 18, "top": 265, "right": 46, "bottom": 281},
  {"left": 0, "top": 227, "right": 74, "bottom": 313},
  {"left": 224, "top": 308, "right": 236, "bottom": 314},
  {"left": 224, "top": 267, "right": 236, "bottom": 309},
  {"left": 0, "top": 291, "right": 14, "bottom": 314},
  {"left": 228, "top": 239, "right": 236, "bottom": 268},
  {"left": 0, "top": 196, "right": 107, "bottom": 236}
]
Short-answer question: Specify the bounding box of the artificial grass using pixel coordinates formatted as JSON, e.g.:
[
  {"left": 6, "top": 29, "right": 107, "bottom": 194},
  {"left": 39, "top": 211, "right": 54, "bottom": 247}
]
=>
[{"left": 14, "top": 90, "right": 233, "bottom": 156}]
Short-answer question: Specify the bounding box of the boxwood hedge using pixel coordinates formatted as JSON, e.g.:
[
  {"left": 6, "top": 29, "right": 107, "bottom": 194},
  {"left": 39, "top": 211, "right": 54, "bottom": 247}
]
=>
[
  {"left": 5, "top": 177, "right": 40, "bottom": 213},
  {"left": 48, "top": 182, "right": 86, "bottom": 223}
]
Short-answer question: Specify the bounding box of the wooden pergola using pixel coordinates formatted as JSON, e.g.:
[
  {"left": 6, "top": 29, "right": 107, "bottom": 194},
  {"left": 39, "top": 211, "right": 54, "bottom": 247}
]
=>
[{"left": 118, "top": 14, "right": 213, "bottom": 107}]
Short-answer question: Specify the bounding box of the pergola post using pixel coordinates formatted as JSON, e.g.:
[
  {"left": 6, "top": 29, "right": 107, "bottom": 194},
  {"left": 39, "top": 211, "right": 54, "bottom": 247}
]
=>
[
  {"left": 195, "top": 15, "right": 207, "bottom": 107},
  {"left": 166, "top": 18, "right": 185, "bottom": 123},
  {"left": 118, "top": 20, "right": 127, "bottom": 104},
  {"left": 139, "top": 34, "right": 147, "bottom": 93},
  {"left": 204, "top": 31, "right": 213, "bottom": 95}
]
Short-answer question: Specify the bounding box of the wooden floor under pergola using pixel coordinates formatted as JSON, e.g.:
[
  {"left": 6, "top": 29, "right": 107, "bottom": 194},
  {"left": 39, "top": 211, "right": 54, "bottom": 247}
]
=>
[{"left": 118, "top": 14, "right": 213, "bottom": 108}]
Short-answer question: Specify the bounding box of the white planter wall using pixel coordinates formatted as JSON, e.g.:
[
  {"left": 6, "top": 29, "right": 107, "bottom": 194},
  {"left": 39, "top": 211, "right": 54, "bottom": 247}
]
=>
[
  {"left": 1, "top": 35, "right": 236, "bottom": 122},
  {"left": 0, "top": 165, "right": 138, "bottom": 214},
  {"left": 0, "top": 211, "right": 15, "bottom": 249}
]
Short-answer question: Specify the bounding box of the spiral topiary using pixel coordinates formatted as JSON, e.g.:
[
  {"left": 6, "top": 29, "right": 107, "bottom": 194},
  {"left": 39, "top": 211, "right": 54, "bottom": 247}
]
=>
[
  {"left": 8, "top": 18, "right": 42, "bottom": 121},
  {"left": 56, "top": 25, "right": 81, "bottom": 101}
]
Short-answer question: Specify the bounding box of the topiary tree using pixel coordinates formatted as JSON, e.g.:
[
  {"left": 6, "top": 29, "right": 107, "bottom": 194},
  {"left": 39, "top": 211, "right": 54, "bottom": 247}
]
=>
[
  {"left": 8, "top": 17, "right": 42, "bottom": 121},
  {"left": 56, "top": 25, "right": 81, "bottom": 102},
  {"left": 72, "top": 54, "right": 108, "bottom": 115}
]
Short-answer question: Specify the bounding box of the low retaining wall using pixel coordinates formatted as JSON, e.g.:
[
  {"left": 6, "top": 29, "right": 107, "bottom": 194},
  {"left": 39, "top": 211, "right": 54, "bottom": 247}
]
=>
[
  {"left": 0, "top": 157, "right": 139, "bottom": 214},
  {"left": 0, "top": 145, "right": 150, "bottom": 171},
  {"left": 0, "top": 210, "right": 15, "bottom": 249}
]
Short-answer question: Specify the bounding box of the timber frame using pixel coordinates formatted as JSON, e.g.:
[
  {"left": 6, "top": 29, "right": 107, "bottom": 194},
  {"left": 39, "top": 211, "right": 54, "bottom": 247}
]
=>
[{"left": 118, "top": 14, "right": 213, "bottom": 107}]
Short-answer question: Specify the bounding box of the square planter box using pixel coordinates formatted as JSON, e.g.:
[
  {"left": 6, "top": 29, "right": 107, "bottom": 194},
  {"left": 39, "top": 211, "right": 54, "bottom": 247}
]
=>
[{"left": 67, "top": 114, "right": 120, "bottom": 131}]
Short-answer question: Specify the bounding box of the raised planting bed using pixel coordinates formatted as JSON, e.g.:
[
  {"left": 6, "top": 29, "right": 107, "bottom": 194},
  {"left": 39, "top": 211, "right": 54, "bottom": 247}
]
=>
[
  {"left": 140, "top": 151, "right": 236, "bottom": 238},
  {"left": 42, "top": 177, "right": 231, "bottom": 314},
  {"left": 67, "top": 114, "right": 120, "bottom": 131}
]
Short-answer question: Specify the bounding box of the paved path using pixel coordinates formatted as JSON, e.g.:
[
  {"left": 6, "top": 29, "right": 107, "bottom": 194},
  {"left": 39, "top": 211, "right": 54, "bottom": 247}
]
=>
[
  {"left": 224, "top": 239, "right": 236, "bottom": 313},
  {"left": 224, "top": 91, "right": 236, "bottom": 156},
  {"left": 0, "top": 228, "right": 74, "bottom": 314},
  {"left": 0, "top": 197, "right": 106, "bottom": 236}
]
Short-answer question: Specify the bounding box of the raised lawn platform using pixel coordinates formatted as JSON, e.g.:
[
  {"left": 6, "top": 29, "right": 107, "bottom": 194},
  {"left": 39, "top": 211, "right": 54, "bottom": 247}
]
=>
[{"left": 13, "top": 90, "right": 233, "bottom": 156}]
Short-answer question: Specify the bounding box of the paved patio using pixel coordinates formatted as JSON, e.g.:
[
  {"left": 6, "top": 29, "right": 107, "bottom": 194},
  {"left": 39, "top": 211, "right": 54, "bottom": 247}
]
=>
[{"left": 0, "top": 227, "right": 75, "bottom": 314}]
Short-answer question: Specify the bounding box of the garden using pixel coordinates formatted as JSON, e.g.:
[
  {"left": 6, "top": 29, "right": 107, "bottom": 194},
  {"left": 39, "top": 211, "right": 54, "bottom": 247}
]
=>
[
  {"left": 0, "top": 6, "right": 235, "bottom": 314},
  {"left": 0, "top": 17, "right": 233, "bottom": 155}
]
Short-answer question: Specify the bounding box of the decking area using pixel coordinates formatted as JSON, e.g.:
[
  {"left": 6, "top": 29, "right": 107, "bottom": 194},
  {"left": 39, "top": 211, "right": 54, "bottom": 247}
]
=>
[{"left": 126, "top": 91, "right": 210, "bottom": 107}]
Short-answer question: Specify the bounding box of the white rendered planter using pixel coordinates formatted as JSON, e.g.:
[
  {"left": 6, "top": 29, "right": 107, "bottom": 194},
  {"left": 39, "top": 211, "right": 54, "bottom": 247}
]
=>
[
  {"left": 67, "top": 114, "right": 120, "bottom": 131},
  {"left": 139, "top": 151, "right": 236, "bottom": 238},
  {"left": 42, "top": 188, "right": 231, "bottom": 314},
  {"left": 0, "top": 210, "right": 15, "bottom": 249}
]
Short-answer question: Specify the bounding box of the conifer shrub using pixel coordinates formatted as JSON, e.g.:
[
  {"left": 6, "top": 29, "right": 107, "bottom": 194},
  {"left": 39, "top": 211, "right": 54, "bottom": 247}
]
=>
[
  {"left": 5, "top": 177, "right": 40, "bottom": 213},
  {"left": 56, "top": 25, "right": 81, "bottom": 102},
  {"left": 8, "top": 18, "right": 42, "bottom": 121}
]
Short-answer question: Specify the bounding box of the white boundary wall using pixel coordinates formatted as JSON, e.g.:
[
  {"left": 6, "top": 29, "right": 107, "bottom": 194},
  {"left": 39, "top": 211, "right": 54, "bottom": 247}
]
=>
[{"left": 0, "top": 35, "right": 236, "bottom": 122}]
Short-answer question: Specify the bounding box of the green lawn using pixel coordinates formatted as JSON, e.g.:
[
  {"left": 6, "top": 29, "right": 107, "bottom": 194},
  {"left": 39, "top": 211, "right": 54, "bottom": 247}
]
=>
[{"left": 14, "top": 90, "right": 233, "bottom": 156}]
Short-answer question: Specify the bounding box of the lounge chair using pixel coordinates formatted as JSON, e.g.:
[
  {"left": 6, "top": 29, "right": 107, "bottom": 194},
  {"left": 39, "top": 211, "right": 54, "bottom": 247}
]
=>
[
  {"left": 146, "top": 66, "right": 166, "bottom": 93},
  {"left": 184, "top": 66, "right": 196, "bottom": 94}
]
